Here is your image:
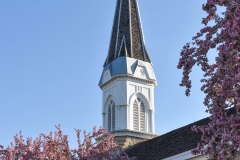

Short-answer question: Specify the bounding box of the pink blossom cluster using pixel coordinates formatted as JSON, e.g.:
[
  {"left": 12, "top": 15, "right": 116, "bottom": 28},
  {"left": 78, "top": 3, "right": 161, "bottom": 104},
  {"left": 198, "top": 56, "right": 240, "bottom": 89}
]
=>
[
  {"left": 0, "top": 125, "right": 134, "bottom": 160},
  {"left": 178, "top": 0, "right": 240, "bottom": 159}
]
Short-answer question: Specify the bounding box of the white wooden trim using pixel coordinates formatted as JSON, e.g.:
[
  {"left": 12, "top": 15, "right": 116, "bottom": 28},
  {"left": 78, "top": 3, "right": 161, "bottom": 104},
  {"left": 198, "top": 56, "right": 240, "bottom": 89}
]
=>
[
  {"left": 162, "top": 150, "right": 206, "bottom": 160},
  {"left": 114, "top": 0, "right": 123, "bottom": 59}
]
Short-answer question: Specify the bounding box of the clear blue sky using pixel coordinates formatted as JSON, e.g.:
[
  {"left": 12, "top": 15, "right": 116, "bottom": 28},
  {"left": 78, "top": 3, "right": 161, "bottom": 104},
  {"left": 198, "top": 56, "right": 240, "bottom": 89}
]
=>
[{"left": 0, "top": 0, "right": 218, "bottom": 148}]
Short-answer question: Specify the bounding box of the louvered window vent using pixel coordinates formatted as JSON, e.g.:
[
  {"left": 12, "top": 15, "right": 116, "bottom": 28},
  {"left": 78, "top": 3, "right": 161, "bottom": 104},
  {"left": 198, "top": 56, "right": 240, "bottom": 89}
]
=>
[
  {"left": 108, "top": 100, "right": 116, "bottom": 132},
  {"left": 133, "top": 98, "right": 146, "bottom": 132}
]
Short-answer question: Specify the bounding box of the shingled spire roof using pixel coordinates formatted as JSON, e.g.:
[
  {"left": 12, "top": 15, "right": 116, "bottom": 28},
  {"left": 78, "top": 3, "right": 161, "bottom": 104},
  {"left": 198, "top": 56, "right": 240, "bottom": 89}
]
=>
[{"left": 104, "top": 0, "right": 151, "bottom": 67}]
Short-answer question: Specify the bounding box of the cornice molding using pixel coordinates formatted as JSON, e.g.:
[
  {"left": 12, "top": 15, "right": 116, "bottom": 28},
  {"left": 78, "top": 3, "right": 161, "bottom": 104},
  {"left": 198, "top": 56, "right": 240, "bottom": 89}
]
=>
[
  {"left": 111, "top": 129, "right": 159, "bottom": 139},
  {"left": 99, "top": 74, "right": 157, "bottom": 90}
]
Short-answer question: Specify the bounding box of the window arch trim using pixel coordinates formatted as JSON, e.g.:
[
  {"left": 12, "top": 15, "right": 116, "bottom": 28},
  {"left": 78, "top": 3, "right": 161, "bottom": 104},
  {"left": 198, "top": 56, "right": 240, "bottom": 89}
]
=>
[{"left": 129, "top": 92, "right": 151, "bottom": 111}]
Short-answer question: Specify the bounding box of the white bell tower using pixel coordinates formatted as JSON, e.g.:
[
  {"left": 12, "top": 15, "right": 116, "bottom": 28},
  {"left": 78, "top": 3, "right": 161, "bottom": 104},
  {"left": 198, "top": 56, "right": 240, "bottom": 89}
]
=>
[{"left": 99, "top": 0, "right": 159, "bottom": 148}]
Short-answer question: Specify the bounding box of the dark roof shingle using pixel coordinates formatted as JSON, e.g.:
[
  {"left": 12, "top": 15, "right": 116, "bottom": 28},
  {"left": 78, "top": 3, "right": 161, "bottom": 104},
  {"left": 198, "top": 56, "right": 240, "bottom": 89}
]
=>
[
  {"left": 125, "top": 118, "right": 209, "bottom": 160},
  {"left": 125, "top": 108, "right": 236, "bottom": 160}
]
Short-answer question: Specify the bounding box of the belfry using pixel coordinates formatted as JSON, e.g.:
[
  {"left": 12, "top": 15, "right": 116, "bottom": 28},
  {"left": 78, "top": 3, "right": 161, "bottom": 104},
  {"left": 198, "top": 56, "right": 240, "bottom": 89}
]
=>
[{"left": 99, "top": 0, "right": 158, "bottom": 148}]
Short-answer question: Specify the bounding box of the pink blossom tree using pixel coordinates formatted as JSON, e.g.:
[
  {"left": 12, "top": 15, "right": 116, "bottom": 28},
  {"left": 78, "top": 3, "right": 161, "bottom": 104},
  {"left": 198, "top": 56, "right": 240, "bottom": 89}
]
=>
[
  {"left": 178, "top": 0, "right": 240, "bottom": 159},
  {"left": 0, "top": 125, "right": 134, "bottom": 160}
]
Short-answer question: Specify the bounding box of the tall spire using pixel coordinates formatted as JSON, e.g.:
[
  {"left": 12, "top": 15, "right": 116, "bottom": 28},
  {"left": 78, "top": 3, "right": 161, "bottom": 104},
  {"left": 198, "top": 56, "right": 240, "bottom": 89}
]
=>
[{"left": 104, "top": 0, "right": 151, "bottom": 67}]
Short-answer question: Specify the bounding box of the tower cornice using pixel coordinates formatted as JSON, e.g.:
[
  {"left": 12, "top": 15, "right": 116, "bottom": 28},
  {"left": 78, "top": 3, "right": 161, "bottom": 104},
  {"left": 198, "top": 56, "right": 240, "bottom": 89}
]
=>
[
  {"left": 99, "top": 57, "right": 157, "bottom": 87},
  {"left": 99, "top": 74, "right": 157, "bottom": 90}
]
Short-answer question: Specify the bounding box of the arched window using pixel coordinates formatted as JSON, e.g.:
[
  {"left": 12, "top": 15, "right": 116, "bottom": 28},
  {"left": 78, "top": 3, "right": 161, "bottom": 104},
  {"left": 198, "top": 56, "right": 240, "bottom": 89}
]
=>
[
  {"left": 108, "top": 100, "right": 115, "bottom": 132},
  {"left": 133, "top": 98, "right": 146, "bottom": 132}
]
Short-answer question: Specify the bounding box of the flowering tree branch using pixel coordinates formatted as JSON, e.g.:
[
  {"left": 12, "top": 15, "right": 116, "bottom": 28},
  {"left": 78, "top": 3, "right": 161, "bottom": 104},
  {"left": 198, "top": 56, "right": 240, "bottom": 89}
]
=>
[
  {"left": 0, "top": 126, "right": 135, "bottom": 160},
  {"left": 178, "top": 0, "right": 240, "bottom": 159}
]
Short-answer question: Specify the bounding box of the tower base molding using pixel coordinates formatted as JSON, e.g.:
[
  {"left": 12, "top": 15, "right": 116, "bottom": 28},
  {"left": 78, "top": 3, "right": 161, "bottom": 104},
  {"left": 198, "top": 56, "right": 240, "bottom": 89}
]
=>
[{"left": 112, "top": 130, "right": 159, "bottom": 149}]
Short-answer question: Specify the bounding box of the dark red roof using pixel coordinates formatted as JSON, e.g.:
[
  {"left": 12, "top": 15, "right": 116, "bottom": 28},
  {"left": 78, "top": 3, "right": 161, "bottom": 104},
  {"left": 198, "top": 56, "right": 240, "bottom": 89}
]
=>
[{"left": 125, "top": 108, "right": 236, "bottom": 160}]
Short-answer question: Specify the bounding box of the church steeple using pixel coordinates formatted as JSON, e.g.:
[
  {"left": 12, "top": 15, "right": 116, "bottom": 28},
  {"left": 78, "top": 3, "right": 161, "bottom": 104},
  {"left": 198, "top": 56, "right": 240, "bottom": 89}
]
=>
[
  {"left": 104, "top": 0, "right": 151, "bottom": 67},
  {"left": 99, "top": 0, "right": 158, "bottom": 149}
]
